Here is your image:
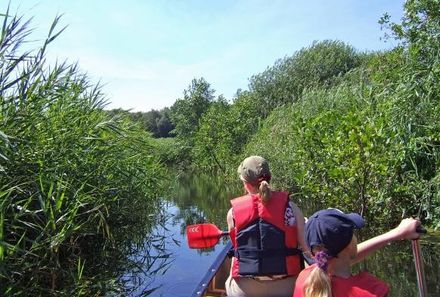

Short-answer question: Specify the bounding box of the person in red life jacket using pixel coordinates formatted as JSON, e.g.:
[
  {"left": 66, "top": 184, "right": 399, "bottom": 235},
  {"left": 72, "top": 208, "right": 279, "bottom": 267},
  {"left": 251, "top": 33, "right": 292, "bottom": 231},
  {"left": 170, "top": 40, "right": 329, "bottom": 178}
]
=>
[
  {"left": 225, "top": 155, "right": 309, "bottom": 297},
  {"left": 293, "top": 208, "right": 421, "bottom": 297}
]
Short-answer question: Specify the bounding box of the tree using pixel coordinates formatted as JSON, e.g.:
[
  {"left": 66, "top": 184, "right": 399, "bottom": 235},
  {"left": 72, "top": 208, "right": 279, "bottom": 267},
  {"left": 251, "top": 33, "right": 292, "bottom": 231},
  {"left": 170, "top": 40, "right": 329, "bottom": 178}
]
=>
[
  {"left": 170, "top": 77, "right": 215, "bottom": 146},
  {"left": 140, "top": 109, "right": 161, "bottom": 136},
  {"left": 191, "top": 91, "right": 266, "bottom": 173},
  {"left": 249, "top": 40, "right": 361, "bottom": 112},
  {"left": 380, "top": 0, "right": 439, "bottom": 66},
  {"left": 193, "top": 96, "right": 231, "bottom": 172},
  {"left": 156, "top": 108, "right": 174, "bottom": 137}
]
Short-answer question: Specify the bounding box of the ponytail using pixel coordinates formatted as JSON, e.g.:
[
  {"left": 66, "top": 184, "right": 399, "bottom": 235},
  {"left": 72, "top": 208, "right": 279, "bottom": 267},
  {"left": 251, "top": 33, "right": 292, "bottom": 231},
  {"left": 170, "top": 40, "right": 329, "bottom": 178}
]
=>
[
  {"left": 303, "top": 266, "right": 332, "bottom": 297},
  {"left": 303, "top": 250, "right": 332, "bottom": 297},
  {"left": 259, "top": 180, "right": 271, "bottom": 203}
]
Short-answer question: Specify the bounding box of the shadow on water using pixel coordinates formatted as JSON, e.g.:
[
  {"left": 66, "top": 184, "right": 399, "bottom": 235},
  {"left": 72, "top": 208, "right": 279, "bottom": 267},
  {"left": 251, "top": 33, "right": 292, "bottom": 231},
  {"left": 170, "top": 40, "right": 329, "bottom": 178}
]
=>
[{"left": 120, "top": 173, "right": 440, "bottom": 297}]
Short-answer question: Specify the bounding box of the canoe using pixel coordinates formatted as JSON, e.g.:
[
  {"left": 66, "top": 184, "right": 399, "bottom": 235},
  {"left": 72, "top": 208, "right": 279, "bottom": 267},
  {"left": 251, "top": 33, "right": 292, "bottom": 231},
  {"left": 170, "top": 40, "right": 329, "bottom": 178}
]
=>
[
  {"left": 190, "top": 241, "right": 232, "bottom": 297},
  {"left": 190, "top": 242, "right": 313, "bottom": 297}
]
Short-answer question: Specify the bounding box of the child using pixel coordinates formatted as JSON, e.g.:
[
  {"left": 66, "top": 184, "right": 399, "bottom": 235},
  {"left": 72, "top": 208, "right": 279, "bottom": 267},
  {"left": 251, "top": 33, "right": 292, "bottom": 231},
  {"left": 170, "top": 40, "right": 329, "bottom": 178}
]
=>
[{"left": 293, "top": 208, "right": 421, "bottom": 297}]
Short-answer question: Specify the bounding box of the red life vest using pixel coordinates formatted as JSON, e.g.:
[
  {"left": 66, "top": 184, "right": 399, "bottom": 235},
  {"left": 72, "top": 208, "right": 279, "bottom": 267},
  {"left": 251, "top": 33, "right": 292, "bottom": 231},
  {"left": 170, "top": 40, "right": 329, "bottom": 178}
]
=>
[
  {"left": 293, "top": 265, "right": 389, "bottom": 297},
  {"left": 230, "top": 191, "right": 302, "bottom": 278}
]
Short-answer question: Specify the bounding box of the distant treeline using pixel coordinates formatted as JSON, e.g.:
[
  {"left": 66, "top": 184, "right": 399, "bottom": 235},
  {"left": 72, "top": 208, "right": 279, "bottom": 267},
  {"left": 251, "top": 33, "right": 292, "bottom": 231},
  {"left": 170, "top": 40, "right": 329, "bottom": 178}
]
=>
[{"left": 107, "top": 107, "right": 174, "bottom": 138}]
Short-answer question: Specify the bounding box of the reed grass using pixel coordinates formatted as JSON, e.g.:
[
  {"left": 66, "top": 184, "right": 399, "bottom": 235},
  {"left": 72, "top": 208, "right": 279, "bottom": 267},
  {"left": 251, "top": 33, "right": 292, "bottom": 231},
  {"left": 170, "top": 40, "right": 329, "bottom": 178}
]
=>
[{"left": 0, "top": 8, "right": 166, "bottom": 296}]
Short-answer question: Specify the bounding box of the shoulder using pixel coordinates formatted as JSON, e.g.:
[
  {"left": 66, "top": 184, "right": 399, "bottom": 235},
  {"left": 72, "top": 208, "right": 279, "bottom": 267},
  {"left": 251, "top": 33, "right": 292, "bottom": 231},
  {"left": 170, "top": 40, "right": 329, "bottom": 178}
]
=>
[
  {"left": 296, "top": 265, "right": 315, "bottom": 283},
  {"left": 298, "top": 264, "right": 315, "bottom": 277},
  {"left": 230, "top": 194, "right": 252, "bottom": 206},
  {"left": 332, "top": 272, "right": 389, "bottom": 297},
  {"left": 293, "top": 265, "right": 316, "bottom": 297}
]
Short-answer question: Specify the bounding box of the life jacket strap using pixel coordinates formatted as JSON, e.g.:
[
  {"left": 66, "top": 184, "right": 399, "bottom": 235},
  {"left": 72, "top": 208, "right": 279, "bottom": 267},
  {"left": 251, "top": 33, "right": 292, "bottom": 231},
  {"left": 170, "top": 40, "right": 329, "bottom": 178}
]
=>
[{"left": 235, "top": 248, "right": 301, "bottom": 258}]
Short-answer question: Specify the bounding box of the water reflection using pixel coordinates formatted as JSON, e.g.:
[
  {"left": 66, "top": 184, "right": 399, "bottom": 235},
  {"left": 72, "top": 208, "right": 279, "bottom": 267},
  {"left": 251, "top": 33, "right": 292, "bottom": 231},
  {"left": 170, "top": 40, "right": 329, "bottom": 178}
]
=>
[
  {"left": 170, "top": 173, "right": 240, "bottom": 228},
  {"left": 116, "top": 202, "right": 178, "bottom": 296},
  {"left": 118, "top": 200, "right": 229, "bottom": 297}
]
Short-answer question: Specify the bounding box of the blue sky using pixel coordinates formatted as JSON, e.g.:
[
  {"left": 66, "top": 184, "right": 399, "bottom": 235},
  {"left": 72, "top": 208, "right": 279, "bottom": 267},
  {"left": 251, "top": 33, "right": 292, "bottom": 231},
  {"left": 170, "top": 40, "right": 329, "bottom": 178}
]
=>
[{"left": 5, "top": 1, "right": 405, "bottom": 112}]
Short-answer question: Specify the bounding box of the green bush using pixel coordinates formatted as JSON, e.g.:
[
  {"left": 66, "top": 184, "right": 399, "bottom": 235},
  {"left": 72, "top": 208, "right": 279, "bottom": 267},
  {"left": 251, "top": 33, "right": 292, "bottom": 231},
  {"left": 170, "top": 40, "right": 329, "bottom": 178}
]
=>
[
  {"left": 249, "top": 40, "right": 361, "bottom": 111},
  {"left": 187, "top": 0, "right": 439, "bottom": 229},
  {"left": 242, "top": 32, "right": 439, "bottom": 227}
]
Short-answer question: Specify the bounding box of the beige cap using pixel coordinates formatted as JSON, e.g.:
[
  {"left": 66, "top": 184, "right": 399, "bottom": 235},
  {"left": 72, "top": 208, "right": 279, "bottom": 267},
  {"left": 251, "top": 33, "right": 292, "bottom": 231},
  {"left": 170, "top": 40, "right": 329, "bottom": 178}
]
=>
[{"left": 237, "top": 156, "right": 271, "bottom": 185}]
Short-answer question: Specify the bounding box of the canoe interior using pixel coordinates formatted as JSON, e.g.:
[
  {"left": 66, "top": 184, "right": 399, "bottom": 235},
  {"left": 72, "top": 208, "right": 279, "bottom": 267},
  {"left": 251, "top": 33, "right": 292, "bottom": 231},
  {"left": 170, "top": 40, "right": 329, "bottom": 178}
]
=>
[{"left": 203, "top": 251, "right": 231, "bottom": 297}]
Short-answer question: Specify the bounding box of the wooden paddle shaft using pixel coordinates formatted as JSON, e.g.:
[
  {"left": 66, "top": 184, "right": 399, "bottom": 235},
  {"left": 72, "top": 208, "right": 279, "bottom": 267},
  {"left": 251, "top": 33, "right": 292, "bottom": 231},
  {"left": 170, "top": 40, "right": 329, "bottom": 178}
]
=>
[{"left": 411, "top": 239, "right": 427, "bottom": 297}]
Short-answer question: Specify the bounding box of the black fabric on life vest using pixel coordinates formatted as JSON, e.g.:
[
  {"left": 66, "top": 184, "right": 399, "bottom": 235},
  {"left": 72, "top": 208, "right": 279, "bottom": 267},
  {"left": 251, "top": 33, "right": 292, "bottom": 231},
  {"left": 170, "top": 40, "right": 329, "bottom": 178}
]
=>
[
  {"left": 235, "top": 219, "right": 297, "bottom": 276},
  {"left": 227, "top": 247, "right": 235, "bottom": 258},
  {"left": 235, "top": 248, "right": 301, "bottom": 258}
]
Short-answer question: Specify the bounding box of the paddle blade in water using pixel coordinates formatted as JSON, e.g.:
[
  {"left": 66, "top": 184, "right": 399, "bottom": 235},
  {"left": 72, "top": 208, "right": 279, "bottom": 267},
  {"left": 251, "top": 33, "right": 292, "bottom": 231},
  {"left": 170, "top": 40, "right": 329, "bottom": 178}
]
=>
[{"left": 186, "top": 224, "right": 227, "bottom": 249}]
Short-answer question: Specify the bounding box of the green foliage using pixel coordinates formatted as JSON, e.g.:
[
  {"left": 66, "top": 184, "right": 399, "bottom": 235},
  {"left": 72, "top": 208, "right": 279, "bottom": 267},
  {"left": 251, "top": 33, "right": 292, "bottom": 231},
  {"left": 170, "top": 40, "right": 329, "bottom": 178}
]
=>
[
  {"left": 0, "top": 11, "right": 166, "bottom": 295},
  {"left": 106, "top": 107, "right": 174, "bottom": 138},
  {"left": 180, "top": 0, "right": 439, "bottom": 229},
  {"left": 244, "top": 82, "right": 408, "bottom": 222},
  {"left": 189, "top": 41, "right": 362, "bottom": 175},
  {"left": 192, "top": 91, "right": 264, "bottom": 174},
  {"left": 249, "top": 40, "right": 361, "bottom": 113},
  {"left": 156, "top": 108, "right": 174, "bottom": 137},
  {"left": 169, "top": 77, "right": 216, "bottom": 165},
  {"left": 379, "top": 0, "right": 440, "bottom": 227},
  {"left": 153, "top": 137, "right": 180, "bottom": 166},
  {"left": 242, "top": 0, "right": 439, "bottom": 227},
  {"left": 170, "top": 78, "right": 215, "bottom": 139},
  {"left": 380, "top": 0, "right": 439, "bottom": 66},
  {"left": 192, "top": 97, "right": 232, "bottom": 172}
]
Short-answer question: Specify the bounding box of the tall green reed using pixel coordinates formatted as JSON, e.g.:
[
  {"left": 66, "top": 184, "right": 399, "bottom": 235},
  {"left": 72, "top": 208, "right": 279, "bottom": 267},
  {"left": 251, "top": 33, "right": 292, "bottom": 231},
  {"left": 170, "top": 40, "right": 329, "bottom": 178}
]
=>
[{"left": 0, "top": 8, "right": 166, "bottom": 296}]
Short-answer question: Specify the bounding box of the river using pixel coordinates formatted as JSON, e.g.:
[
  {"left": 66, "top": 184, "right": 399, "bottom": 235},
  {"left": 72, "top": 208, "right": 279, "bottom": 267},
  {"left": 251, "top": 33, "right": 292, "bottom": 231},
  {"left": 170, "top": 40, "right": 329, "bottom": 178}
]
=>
[{"left": 118, "top": 174, "right": 440, "bottom": 297}]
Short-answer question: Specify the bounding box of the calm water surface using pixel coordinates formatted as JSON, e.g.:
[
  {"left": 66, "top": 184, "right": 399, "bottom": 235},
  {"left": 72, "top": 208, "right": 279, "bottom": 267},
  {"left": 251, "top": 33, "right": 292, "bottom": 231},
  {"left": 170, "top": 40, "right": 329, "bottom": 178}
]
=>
[
  {"left": 120, "top": 203, "right": 228, "bottom": 297},
  {"left": 121, "top": 174, "right": 440, "bottom": 297}
]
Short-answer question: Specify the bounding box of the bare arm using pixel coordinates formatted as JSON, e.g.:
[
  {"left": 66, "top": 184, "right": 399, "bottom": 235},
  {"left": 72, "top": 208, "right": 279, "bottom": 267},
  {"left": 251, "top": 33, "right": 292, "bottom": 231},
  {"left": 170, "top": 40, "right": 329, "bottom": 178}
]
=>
[
  {"left": 352, "top": 218, "right": 421, "bottom": 264},
  {"left": 227, "top": 208, "right": 234, "bottom": 232},
  {"left": 226, "top": 208, "right": 235, "bottom": 275},
  {"left": 291, "top": 202, "right": 310, "bottom": 253}
]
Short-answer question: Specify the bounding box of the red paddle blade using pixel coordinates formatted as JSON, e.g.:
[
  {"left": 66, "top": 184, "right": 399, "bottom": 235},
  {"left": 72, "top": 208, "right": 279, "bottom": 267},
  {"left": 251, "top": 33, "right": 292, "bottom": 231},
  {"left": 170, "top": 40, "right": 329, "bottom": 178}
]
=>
[{"left": 186, "top": 223, "right": 227, "bottom": 249}]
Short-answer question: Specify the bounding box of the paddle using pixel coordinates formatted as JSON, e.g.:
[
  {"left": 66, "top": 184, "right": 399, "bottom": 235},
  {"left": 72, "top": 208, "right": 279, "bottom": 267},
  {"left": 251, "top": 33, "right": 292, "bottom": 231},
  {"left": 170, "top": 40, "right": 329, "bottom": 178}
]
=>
[
  {"left": 186, "top": 223, "right": 229, "bottom": 249},
  {"left": 412, "top": 226, "right": 427, "bottom": 297}
]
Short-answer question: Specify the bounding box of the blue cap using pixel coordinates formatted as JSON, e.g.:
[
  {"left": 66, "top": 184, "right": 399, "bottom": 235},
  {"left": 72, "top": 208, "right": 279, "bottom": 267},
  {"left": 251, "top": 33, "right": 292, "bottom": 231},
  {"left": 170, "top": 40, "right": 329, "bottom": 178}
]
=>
[{"left": 305, "top": 208, "right": 365, "bottom": 257}]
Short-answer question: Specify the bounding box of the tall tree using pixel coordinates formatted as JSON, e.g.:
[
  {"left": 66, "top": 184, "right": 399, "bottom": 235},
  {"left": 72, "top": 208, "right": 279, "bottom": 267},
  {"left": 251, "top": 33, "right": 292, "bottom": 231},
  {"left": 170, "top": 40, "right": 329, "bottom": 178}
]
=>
[
  {"left": 170, "top": 77, "right": 215, "bottom": 142},
  {"left": 157, "top": 107, "right": 174, "bottom": 137}
]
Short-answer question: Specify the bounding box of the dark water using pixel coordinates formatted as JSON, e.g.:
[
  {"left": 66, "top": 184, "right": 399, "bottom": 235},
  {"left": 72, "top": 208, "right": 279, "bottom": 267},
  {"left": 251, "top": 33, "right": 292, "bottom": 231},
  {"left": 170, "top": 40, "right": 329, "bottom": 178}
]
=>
[{"left": 121, "top": 174, "right": 440, "bottom": 297}]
